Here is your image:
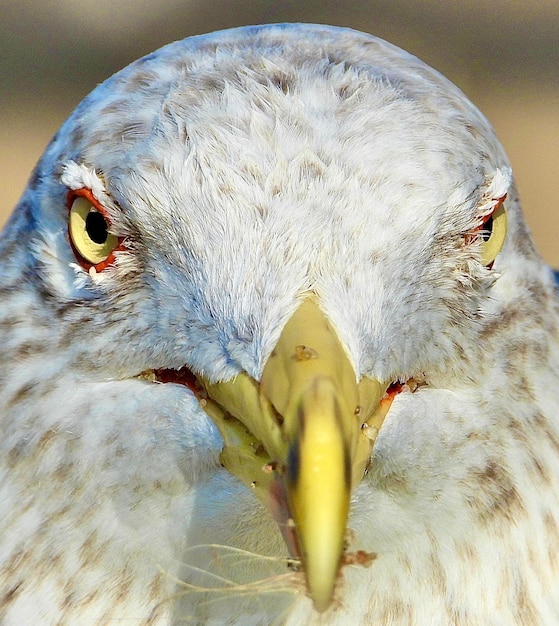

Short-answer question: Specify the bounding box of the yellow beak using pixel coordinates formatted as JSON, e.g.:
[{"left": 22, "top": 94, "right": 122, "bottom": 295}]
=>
[{"left": 198, "top": 298, "right": 389, "bottom": 611}]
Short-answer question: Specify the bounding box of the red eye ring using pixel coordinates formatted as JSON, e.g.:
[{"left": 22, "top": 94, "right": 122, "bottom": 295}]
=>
[
  {"left": 465, "top": 194, "right": 507, "bottom": 243},
  {"left": 477, "top": 194, "right": 507, "bottom": 230},
  {"left": 67, "top": 188, "right": 125, "bottom": 272}
]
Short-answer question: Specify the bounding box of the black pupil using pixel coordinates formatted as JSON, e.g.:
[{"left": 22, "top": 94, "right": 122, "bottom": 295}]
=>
[
  {"left": 482, "top": 215, "right": 493, "bottom": 242},
  {"left": 85, "top": 211, "right": 109, "bottom": 244}
]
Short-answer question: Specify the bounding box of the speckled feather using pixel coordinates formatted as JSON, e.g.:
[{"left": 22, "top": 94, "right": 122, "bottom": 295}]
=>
[{"left": 2, "top": 23, "right": 559, "bottom": 625}]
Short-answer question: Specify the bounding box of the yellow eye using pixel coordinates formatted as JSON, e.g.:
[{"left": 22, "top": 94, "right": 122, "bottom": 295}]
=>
[
  {"left": 68, "top": 195, "right": 119, "bottom": 268},
  {"left": 480, "top": 203, "right": 507, "bottom": 267}
]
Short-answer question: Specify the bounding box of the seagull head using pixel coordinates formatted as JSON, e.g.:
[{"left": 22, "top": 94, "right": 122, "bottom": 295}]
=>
[{"left": 9, "top": 24, "right": 554, "bottom": 613}]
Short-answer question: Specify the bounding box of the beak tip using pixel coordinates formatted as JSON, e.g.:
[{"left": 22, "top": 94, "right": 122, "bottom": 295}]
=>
[
  {"left": 300, "top": 536, "right": 344, "bottom": 613},
  {"left": 309, "top": 582, "right": 337, "bottom": 613}
]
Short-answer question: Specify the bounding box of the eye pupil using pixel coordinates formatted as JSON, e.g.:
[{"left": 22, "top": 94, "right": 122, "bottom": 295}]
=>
[
  {"left": 85, "top": 211, "right": 109, "bottom": 244},
  {"left": 482, "top": 215, "right": 493, "bottom": 242}
]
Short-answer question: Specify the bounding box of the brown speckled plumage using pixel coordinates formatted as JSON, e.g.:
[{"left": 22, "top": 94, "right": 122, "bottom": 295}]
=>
[{"left": 2, "top": 23, "right": 559, "bottom": 625}]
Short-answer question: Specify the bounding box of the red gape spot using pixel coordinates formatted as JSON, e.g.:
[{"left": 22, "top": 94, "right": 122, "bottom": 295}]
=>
[{"left": 152, "top": 367, "right": 200, "bottom": 395}]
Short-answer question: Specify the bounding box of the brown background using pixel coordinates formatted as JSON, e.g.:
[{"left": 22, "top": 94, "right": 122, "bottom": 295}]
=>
[{"left": 1, "top": 1, "right": 558, "bottom": 265}]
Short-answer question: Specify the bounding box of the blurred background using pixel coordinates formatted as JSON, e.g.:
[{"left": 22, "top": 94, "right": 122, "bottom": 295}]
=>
[{"left": 1, "top": 1, "right": 558, "bottom": 264}]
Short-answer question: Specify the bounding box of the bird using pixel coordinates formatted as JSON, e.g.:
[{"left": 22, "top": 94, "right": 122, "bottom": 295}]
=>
[{"left": 1, "top": 21, "right": 559, "bottom": 625}]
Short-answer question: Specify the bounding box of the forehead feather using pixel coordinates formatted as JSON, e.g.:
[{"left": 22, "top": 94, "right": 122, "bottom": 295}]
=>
[{"left": 50, "top": 25, "right": 506, "bottom": 205}]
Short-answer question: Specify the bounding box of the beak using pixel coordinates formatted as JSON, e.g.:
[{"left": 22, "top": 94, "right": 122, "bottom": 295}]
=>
[{"left": 198, "top": 298, "right": 389, "bottom": 611}]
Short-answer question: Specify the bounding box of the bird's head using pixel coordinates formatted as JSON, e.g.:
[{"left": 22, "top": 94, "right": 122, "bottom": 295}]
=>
[{"left": 4, "top": 24, "right": 553, "bottom": 612}]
